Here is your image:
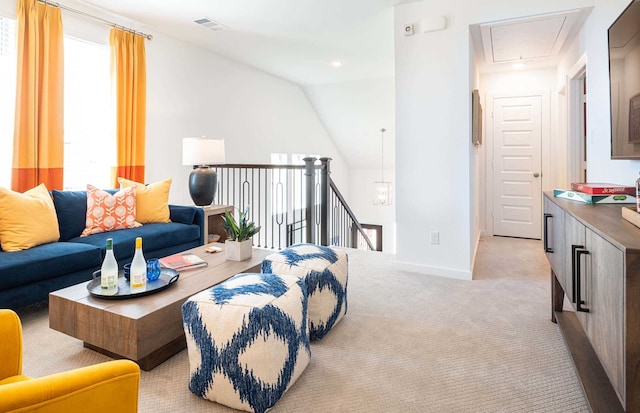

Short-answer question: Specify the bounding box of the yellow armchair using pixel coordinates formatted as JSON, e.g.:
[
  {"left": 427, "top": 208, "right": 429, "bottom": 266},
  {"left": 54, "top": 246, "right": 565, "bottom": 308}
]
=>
[{"left": 0, "top": 309, "right": 140, "bottom": 413}]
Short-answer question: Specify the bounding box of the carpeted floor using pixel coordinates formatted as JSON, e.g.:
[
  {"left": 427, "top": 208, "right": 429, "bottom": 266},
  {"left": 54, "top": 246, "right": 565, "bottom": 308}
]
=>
[{"left": 16, "top": 236, "right": 589, "bottom": 412}]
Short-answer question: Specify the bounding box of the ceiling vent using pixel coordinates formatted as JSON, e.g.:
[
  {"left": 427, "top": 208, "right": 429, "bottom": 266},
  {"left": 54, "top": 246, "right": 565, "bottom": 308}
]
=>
[{"left": 194, "top": 17, "right": 228, "bottom": 32}]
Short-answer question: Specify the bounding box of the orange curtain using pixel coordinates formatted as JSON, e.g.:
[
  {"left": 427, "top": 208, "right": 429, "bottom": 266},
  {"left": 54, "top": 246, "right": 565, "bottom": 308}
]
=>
[
  {"left": 110, "top": 28, "right": 146, "bottom": 187},
  {"left": 11, "top": 0, "right": 64, "bottom": 192}
]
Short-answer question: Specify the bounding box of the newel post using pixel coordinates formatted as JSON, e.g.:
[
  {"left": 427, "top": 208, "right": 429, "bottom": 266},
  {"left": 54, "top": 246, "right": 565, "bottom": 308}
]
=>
[
  {"left": 303, "top": 157, "right": 317, "bottom": 244},
  {"left": 319, "top": 157, "right": 332, "bottom": 246}
]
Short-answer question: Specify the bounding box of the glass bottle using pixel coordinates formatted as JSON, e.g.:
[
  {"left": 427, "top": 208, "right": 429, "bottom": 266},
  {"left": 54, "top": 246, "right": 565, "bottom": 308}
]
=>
[
  {"left": 130, "top": 237, "right": 147, "bottom": 290},
  {"left": 101, "top": 238, "right": 118, "bottom": 295}
]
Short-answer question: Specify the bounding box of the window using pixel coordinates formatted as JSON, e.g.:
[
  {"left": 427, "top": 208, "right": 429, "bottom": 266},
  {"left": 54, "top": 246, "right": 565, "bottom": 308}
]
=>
[
  {"left": 0, "top": 17, "right": 113, "bottom": 190},
  {"left": 270, "top": 153, "right": 321, "bottom": 165},
  {"left": 291, "top": 153, "right": 320, "bottom": 165},
  {"left": 355, "top": 224, "right": 382, "bottom": 251},
  {"left": 270, "top": 153, "right": 287, "bottom": 165},
  {"left": 0, "top": 16, "right": 16, "bottom": 188},
  {"left": 63, "top": 36, "right": 112, "bottom": 190}
]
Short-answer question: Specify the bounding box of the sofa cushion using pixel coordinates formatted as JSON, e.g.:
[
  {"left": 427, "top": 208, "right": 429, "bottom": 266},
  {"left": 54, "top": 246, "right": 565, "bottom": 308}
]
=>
[
  {"left": 118, "top": 177, "right": 172, "bottom": 224},
  {"left": 81, "top": 185, "right": 141, "bottom": 236},
  {"left": 0, "top": 242, "right": 102, "bottom": 290},
  {"left": 69, "top": 222, "right": 201, "bottom": 262},
  {"left": 169, "top": 205, "right": 196, "bottom": 225},
  {"left": 0, "top": 184, "right": 60, "bottom": 252},
  {"left": 52, "top": 189, "right": 118, "bottom": 241}
]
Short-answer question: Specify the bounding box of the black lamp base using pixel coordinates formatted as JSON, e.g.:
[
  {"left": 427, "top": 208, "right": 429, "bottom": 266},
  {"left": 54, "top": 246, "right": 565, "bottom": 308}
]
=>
[{"left": 188, "top": 167, "right": 217, "bottom": 206}]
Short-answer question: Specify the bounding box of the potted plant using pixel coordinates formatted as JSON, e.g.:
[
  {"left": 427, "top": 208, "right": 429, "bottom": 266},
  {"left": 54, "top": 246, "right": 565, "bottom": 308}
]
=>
[{"left": 221, "top": 207, "right": 261, "bottom": 261}]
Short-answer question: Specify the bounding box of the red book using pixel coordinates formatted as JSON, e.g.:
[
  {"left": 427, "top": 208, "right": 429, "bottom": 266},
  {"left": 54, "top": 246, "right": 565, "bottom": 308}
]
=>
[{"left": 570, "top": 183, "right": 635, "bottom": 195}]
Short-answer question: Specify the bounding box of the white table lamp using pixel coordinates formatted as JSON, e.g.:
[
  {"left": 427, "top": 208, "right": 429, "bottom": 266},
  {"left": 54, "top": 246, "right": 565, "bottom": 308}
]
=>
[{"left": 182, "top": 137, "right": 225, "bottom": 206}]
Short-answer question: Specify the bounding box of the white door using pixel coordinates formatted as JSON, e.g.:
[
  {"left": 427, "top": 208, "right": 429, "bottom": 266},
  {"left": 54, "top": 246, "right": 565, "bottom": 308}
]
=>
[{"left": 492, "top": 95, "right": 542, "bottom": 239}]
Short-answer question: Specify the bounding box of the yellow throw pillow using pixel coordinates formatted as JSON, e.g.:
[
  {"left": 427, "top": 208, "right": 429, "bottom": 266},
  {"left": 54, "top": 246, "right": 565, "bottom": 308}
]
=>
[
  {"left": 118, "top": 177, "right": 172, "bottom": 223},
  {"left": 0, "top": 183, "right": 60, "bottom": 252}
]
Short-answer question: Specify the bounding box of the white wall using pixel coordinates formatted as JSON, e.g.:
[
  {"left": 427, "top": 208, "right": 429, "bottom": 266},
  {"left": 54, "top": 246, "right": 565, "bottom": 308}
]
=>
[
  {"left": 304, "top": 77, "right": 395, "bottom": 170},
  {"left": 0, "top": 1, "right": 12, "bottom": 18},
  {"left": 470, "top": 31, "right": 481, "bottom": 267},
  {"left": 143, "top": 31, "right": 350, "bottom": 206},
  {"left": 394, "top": 0, "right": 594, "bottom": 280},
  {"left": 305, "top": 77, "right": 396, "bottom": 252},
  {"left": 557, "top": 0, "right": 640, "bottom": 187}
]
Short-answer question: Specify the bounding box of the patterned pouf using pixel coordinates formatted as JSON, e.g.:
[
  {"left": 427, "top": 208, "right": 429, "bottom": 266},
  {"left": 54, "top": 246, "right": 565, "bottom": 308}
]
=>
[
  {"left": 181, "top": 272, "right": 310, "bottom": 413},
  {"left": 261, "top": 243, "right": 348, "bottom": 340}
]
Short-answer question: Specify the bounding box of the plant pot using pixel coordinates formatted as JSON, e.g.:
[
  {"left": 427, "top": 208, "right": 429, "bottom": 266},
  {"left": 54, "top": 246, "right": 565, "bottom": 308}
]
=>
[{"left": 225, "top": 239, "right": 253, "bottom": 261}]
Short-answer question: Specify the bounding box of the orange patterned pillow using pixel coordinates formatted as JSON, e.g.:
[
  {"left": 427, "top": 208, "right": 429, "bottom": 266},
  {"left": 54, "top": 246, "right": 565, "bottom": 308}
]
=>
[{"left": 81, "top": 185, "right": 141, "bottom": 237}]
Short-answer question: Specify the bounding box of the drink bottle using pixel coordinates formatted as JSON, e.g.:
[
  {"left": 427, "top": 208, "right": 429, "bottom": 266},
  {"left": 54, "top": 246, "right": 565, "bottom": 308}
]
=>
[
  {"left": 130, "top": 237, "right": 147, "bottom": 290},
  {"left": 101, "top": 238, "right": 118, "bottom": 295}
]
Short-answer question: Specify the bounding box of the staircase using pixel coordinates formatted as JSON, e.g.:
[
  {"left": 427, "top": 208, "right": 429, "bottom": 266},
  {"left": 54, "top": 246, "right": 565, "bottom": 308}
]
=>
[{"left": 209, "top": 157, "right": 375, "bottom": 251}]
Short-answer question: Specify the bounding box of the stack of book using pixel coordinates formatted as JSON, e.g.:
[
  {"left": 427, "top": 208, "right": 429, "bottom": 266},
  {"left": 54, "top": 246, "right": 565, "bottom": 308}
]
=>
[
  {"left": 159, "top": 252, "right": 208, "bottom": 271},
  {"left": 554, "top": 183, "right": 636, "bottom": 204}
]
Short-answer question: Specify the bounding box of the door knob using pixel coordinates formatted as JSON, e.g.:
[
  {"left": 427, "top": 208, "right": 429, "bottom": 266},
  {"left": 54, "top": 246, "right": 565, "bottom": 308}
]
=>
[{"left": 533, "top": 172, "right": 540, "bottom": 178}]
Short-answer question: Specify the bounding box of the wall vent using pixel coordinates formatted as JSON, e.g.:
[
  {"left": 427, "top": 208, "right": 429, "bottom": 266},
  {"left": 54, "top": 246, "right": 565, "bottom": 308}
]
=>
[{"left": 194, "top": 17, "right": 228, "bottom": 32}]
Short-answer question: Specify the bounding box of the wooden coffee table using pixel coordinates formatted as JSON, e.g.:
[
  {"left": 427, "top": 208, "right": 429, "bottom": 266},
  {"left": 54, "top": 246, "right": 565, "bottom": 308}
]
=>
[{"left": 49, "top": 244, "right": 273, "bottom": 370}]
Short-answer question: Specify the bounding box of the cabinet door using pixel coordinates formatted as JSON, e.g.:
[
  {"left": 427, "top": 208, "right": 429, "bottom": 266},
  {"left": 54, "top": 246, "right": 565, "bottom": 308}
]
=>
[
  {"left": 564, "top": 214, "right": 585, "bottom": 310},
  {"left": 543, "top": 197, "right": 565, "bottom": 284},
  {"left": 585, "top": 229, "right": 625, "bottom": 404}
]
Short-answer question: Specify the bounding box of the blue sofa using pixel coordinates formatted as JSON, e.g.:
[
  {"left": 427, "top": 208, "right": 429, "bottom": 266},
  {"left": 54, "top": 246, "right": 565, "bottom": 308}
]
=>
[{"left": 0, "top": 189, "right": 204, "bottom": 310}]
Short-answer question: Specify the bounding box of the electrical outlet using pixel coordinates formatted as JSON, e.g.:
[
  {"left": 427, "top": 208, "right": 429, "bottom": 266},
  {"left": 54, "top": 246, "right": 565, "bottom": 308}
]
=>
[{"left": 430, "top": 231, "right": 439, "bottom": 245}]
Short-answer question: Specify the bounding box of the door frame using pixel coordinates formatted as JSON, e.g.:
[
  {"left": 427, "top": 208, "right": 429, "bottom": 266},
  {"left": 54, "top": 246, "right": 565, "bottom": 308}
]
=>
[
  {"left": 485, "top": 90, "right": 551, "bottom": 238},
  {"left": 567, "top": 54, "right": 588, "bottom": 184}
]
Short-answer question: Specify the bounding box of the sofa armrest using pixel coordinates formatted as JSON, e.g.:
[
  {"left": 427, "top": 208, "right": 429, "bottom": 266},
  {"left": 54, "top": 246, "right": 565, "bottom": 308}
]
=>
[
  {"left": 0, "top": 360, "right": 140, "bottom": 413},
  {"left": 169, "top": 205, "right": 205, "bottom": 246},
  {"left": 0, "top": 310, "right": 22, "bottom": 380}
]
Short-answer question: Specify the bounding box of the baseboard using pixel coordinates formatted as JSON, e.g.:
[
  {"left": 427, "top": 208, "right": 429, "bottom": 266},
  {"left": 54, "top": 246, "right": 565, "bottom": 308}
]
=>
[{"left": 392, "top": 260, "right": 472, "bottom": 280}]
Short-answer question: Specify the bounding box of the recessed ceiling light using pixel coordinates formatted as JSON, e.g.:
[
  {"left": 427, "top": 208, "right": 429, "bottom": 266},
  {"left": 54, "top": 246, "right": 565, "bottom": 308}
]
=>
[
  {"left": 512, "top": 63, "right": 526, "bottom": 70},
  {"left": 331, "top": 61, "right": 342, "bottom": 68}
]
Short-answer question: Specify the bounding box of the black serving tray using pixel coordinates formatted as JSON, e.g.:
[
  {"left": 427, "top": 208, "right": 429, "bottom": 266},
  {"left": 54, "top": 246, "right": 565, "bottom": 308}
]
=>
[{"left": 87, "top": 268, "right": 179, "bottom": 299}]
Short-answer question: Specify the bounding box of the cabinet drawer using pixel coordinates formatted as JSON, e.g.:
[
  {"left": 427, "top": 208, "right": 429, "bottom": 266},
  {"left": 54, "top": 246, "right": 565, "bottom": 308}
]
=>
[
  {"left": 585, "top": 229, "right": 625, "bottom": 403},
  {"left": 564, "top": 214, "right": 585, "bottom": 313},
  {"left": 543, "top": 197, "right": 565, "bottom": 284}
]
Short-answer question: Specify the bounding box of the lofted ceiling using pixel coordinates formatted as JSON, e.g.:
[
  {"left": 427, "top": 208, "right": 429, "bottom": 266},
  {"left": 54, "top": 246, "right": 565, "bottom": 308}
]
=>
[
  {"left": 78, "top": 0, "right": 415, "bottom": 86},
  {"left": 71, "top": 0, "right": 406, "bottom": 170},
  {"left": 71, "top": 1, "right": 594, "bottom": 85},
  {"left": 68, "top": 1, "right": 592, "bottom": 170}
]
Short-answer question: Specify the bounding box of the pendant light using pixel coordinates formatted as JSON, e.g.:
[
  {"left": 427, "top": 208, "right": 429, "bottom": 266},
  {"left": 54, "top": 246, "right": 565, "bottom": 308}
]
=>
[{"left": 373, "top": 128, "right": 392, "bottom": 206}]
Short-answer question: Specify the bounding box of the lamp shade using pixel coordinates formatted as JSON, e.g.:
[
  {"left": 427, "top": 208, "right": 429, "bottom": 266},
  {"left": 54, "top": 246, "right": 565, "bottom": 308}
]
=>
[{"left": 182, "top": 137, "right": 225, "bottom": 166}]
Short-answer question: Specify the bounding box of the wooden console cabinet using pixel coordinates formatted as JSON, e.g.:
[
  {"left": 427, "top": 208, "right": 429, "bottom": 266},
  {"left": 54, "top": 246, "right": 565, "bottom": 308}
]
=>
[{"left": 543, "top": 193, "right": 640, "bottom": 412}]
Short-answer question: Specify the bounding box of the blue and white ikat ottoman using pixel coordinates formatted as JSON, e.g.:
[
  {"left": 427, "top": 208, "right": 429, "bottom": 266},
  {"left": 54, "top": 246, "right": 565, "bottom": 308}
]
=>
[
  {"left": 181, "top": 272, "right": 310, "bottom": 413},
  {"left": 261, "top": 243, "right": 348, "bottom": 340}
]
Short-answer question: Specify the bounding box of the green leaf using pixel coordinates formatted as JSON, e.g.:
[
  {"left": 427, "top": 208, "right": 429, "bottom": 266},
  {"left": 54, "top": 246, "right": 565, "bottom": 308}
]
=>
[{"left": 221, "top": 208, "right": 261, "bottom": 242}]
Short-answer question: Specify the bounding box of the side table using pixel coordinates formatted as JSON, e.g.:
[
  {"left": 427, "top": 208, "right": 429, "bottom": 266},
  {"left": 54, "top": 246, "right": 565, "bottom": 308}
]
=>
[{"left": 201, "top": 205, "right": 234, "bottom": 244}]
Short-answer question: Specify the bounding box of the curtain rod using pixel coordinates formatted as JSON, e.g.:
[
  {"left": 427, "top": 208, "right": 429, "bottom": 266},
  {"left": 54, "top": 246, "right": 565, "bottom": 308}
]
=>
[{"left": 38, "top": 0, "right": 153, "bottom": 40}]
